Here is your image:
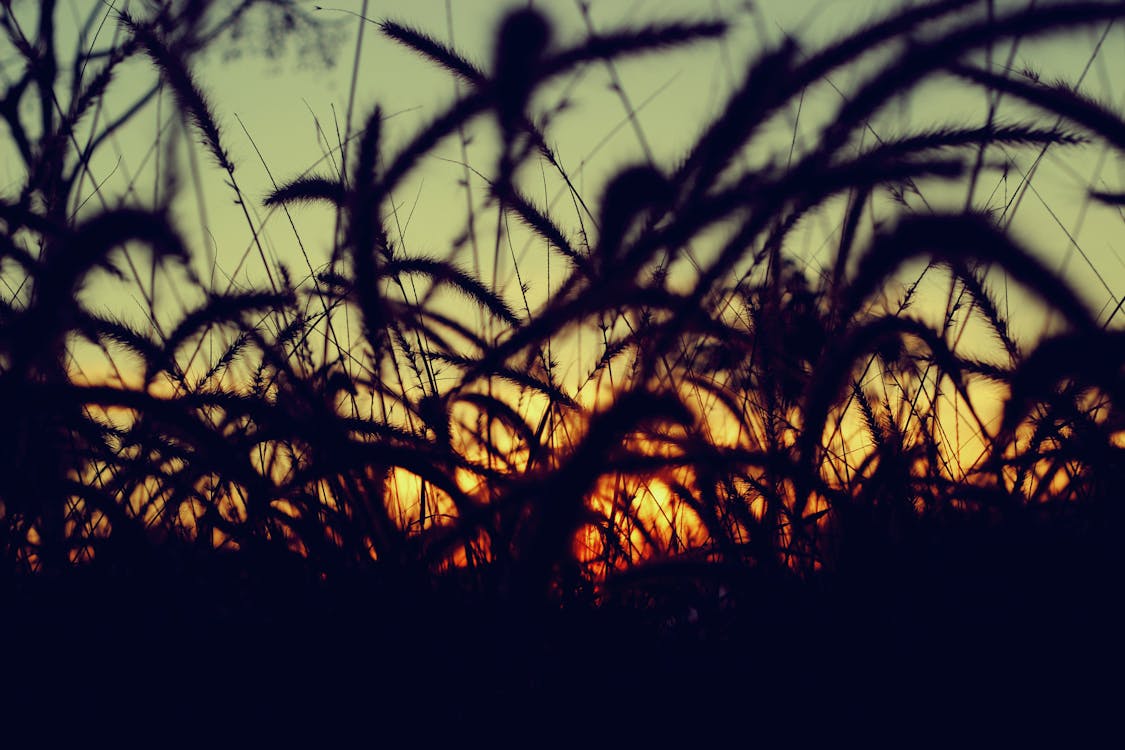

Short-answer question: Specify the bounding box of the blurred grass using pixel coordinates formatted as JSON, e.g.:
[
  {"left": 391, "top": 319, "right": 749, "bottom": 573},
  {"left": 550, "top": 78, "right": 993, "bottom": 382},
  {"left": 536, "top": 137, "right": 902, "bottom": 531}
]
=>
[{"left": 1, "top": 0, "right": 1123, "bottom": 739}]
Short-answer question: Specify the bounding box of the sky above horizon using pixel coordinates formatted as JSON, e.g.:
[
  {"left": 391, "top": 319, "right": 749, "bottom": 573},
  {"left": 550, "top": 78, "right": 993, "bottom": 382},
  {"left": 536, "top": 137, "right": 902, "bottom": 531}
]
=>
[
  {"left": 190, "top": 0, "right": 1125, "bottom": 340},
  {"left": 4, "top": 0, "right": 1124, "bottom": 379}
]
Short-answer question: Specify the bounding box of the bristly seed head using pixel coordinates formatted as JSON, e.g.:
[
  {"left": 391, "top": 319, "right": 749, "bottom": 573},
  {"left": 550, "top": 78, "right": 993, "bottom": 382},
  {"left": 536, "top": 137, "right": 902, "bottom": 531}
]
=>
[
  {"left": 597, "top": 164, "right": 672, "bottom": 263},
  {"left": 494, "top": 7, "right": 552, "bottom": 130}
]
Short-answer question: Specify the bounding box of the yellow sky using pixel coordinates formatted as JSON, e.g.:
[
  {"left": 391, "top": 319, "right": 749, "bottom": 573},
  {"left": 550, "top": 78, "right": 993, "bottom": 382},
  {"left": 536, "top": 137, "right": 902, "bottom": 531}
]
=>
[
  {"left": 3, "top": 0, "right": 1119, "bottom": 545},
  {"left": 5, "top": 1, "right": 1124, "bottom": 376},
  {"left": 189, "top": 0, "right": 1125, "bottom": 331}
]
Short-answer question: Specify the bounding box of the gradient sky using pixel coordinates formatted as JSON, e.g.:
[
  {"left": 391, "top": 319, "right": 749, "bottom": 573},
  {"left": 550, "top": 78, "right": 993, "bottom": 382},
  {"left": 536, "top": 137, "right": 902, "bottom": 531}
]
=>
[
  {"left": 6, "top": 1, "right": 1123, "bottom": 368},
  {"left": 188, "top": 1, "right": 1124, "bottom": 339}
]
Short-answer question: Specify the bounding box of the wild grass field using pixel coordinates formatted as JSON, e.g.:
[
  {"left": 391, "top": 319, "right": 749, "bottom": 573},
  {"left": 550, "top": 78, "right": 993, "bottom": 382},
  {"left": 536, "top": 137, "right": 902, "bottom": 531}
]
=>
[{"left": 1, "top": 0, "right": 1123, "bottom": 740}]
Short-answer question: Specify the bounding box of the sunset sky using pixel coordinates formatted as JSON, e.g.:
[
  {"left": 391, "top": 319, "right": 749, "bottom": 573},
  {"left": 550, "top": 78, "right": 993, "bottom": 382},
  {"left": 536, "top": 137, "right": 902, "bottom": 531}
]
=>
[
  {"left": 192, "top": 0, "right": 1125, "bottom": 337},
  {"left": 4, "top": 1, "right": 1122, "bottom": 370}
]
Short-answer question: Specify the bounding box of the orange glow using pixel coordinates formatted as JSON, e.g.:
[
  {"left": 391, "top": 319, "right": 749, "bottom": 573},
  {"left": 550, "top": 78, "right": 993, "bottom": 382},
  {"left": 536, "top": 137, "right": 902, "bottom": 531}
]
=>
[{"left": 33, "top": 316, "right": 1114, "bottom": 585}]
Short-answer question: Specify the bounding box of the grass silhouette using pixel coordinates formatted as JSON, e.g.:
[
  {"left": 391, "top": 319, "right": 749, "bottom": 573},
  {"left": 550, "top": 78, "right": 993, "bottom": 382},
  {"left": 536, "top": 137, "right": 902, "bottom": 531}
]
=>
[{"left": 1, "top": 0, "right": 1123, "bottom": 740}]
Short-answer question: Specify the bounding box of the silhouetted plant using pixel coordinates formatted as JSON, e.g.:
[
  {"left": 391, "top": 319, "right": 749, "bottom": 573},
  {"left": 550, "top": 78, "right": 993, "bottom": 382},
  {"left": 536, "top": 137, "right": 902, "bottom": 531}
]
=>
[{"left": 1, "top": 1, "right": 1122, "bottom": 657}]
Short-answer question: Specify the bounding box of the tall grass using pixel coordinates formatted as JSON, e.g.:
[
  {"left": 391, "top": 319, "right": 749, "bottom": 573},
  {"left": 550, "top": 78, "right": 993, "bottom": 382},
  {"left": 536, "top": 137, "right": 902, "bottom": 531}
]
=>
[{"left": 1, "top": 0, "right": 1123, "bottom": 736}]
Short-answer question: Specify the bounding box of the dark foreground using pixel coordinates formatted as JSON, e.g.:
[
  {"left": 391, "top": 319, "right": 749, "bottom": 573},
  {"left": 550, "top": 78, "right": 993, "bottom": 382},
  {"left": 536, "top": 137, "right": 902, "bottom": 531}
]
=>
[{"left": 2, "top": 515, "right": 1119, "bottom": 746}]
